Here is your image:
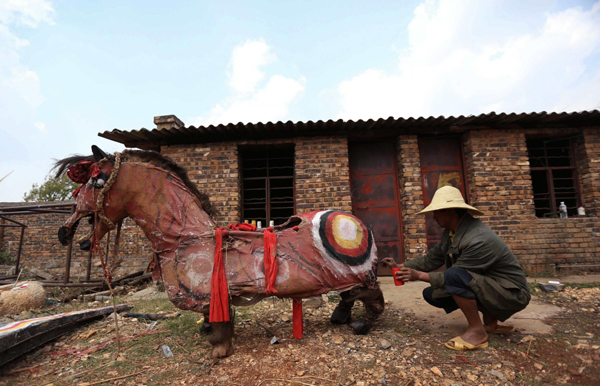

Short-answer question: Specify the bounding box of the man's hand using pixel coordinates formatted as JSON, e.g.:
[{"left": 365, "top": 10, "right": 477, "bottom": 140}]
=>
[
  {"left": 396, "top": 267, "right": 427, "bottom": 282},
  {"left": 380, "top": 257, "right": 398, "bottom": 269}
]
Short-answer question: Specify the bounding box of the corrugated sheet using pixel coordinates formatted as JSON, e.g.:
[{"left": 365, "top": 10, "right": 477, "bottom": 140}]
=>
[{"left": 99, "top": 110, "right": 600, "bottom": 149}]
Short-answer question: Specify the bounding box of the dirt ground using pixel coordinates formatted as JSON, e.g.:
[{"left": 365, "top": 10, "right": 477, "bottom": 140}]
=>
[{"left": 0, "top": 277, "right": 599, "bottom": 386}]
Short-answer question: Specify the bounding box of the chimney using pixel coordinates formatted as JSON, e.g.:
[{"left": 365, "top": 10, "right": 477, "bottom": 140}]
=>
[{"left": 154, "top": 115, "right": 184, "bottom": 130}]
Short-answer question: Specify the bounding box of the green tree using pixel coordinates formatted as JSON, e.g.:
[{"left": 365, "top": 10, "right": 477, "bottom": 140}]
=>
[{"left": 23, "top": 174, "right": 80, "bottom": 202}]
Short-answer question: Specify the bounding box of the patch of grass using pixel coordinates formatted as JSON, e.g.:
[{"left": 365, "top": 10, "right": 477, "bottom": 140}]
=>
[
  {"left": 327, "top": 293, "right": 341, "bottom": 303},
  {"left": 129, "top": 296, "right": 177, "bottom": 314},
  {"left": 562, "top": 281, "right": 600, "bottom": 289},
  {"left": 164, "top": 310, "right": 202, "bottom": 338},
  {"left": 0, "top": 247, "right": 15, "bottom": 265},
  {"left": 236, "top": 307, "right": 252, "bottom": 321}
]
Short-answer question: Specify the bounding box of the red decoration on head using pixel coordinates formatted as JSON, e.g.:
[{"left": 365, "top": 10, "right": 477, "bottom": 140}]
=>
[{"left": 67, "top": 161, "right": 101, "bottom": 197}]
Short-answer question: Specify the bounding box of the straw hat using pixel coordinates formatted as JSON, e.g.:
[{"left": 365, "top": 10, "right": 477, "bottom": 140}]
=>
[{"left": 417, "top": 186, "right": 484, "bottom": 216}]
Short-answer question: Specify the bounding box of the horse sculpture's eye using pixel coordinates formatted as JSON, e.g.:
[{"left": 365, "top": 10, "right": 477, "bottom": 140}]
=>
[{"left": 93, "top": 178, "right": 105, "bottom": 188}]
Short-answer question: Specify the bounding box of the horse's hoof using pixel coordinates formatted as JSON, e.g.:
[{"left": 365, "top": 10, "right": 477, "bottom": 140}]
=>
[
  {"left": 200, "top": 321, "right": 212, "bottom": 334},
  {"left": 330, "top": 306, "right": 352, "bottom": 324},
  {"left": 349, "top": 318, "right": 371, "bottom": 335},
  {"left": 211, "top": 343, "right": 233, "bottom": 358}
]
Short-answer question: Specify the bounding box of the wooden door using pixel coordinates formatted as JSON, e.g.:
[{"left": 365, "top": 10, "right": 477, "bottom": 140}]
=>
[
  {"left": 418, "top": 137, "right": 467, "bottom": 250},
  {"left": 349, "top": 141, "right": 403, "bottom": 275}
]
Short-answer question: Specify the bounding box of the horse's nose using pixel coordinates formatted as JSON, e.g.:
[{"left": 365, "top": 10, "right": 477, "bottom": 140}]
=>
[
  {"left": 79, "top": 239, "right": 92, "bottom": 251},
  {"left": 58, "top": 226, "right": 71, "bottom": 246}
]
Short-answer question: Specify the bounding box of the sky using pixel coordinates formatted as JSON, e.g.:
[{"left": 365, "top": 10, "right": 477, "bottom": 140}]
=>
[{"left": 1, "top": 0, "right": 599, "bottom": 202}]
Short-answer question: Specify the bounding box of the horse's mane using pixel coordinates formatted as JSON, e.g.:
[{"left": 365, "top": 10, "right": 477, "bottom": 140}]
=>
[{"left": 53, "top": 150, "right": 217, "bottom": 218}]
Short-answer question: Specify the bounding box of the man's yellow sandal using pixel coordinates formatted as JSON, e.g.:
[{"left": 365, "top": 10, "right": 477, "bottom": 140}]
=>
[{"left": 444, "top": 336, "right": 489, "bottom": 351}]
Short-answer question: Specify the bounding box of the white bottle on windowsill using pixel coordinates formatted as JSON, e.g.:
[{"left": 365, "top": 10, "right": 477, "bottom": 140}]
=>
[{"left": 559, "top": 202, "right": 568, "bottom": 218}]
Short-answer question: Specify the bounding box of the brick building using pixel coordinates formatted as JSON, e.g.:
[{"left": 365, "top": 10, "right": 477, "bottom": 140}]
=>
[{"left": 2, "top": 110, "right": 599, "bottom": 277}]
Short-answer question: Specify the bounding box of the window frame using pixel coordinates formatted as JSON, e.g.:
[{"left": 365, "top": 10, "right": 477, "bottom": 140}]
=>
[
  {"left": 239, "top": 144, "right": 295, "bottom": 225},
  {"left": 527, "top": 136, "right": 582, "bottom": 217}
]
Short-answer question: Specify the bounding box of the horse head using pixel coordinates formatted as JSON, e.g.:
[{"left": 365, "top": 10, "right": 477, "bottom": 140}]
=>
[{"left": 57, "top": 145, "right": 126, "bottom": 250}]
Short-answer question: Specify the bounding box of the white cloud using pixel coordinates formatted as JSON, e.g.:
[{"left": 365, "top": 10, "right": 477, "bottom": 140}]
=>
[
  {"left": 0, "top": 0, "right": 54, "bottom": 202},
  {"left": 228, "top": 38, "right": 276, "bottom": 94},
  {"left": 34, "top": 121, "right": 46, "bottom": 131},
  {"left": 337, "top": 0, "right": 600, "bottom": 120},
  {"left": 192, "top": 39, "right": 305, "bottom": 126},
  {"left": 0, "top": 0, "right": 55, "bottom": 27}
]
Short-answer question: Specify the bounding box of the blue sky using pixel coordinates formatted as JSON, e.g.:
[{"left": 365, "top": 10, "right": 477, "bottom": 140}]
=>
[{"left": 1, "top": 0, "right": 600, "bottom": 201}]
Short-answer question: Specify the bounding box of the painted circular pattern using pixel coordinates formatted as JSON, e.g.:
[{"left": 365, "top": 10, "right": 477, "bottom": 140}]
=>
[{"left": 318, "top": 211, "right": 373, "bottom": 266}]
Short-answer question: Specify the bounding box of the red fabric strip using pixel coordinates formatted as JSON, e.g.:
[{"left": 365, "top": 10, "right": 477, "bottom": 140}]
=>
[
  {"left": 209, "top": 227, "right": 230, "bottom": 323},
  {"left": 263, "top": 227, "right": 278, "bottom": 295}
]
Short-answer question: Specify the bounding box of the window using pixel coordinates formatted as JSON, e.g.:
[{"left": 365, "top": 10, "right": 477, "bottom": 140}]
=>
[
  {"left": 240, "top": 145, "right": 295, "bottom": 226},
  {"left": 527, "top": 137, "right": 580, "bottom": 217}
]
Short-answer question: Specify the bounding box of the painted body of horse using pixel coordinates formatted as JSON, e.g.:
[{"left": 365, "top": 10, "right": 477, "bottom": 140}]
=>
[{"left": 56, "top": 146, "right": 385, "bottom": 357}]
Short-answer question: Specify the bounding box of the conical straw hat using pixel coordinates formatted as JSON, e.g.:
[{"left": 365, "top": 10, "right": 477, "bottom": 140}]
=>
[{"left": 417, "top": 186, "right": 484, "bottom": 216}]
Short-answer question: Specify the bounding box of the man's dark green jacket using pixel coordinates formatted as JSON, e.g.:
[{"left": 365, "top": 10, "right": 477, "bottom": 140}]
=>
[{"left": 404, "top": 214, "right": 530, "bottom": 321}]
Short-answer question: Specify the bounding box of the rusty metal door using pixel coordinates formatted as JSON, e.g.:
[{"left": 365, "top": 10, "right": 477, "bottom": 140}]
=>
[
  {"left": 349, "top": 141, "right": 403, "bottom": 275},
  {"left": 419, "top": 137, "right": 467, "bottom": 250}
]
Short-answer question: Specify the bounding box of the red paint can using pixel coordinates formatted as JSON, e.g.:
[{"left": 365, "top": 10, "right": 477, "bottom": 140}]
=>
[{"left": 391, "top": 267, "right": 404, "bottom": 286}]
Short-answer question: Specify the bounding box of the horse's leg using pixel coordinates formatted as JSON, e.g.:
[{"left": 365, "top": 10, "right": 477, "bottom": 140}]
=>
[
  {"left": 200, "top": 312, "right": 212, "bottom": 334},
  {"left": 331, "top": 283, "right": 385, "bottom": 334},
  {"left": 359, "top": 282, "right": 385, "bottom": 319},
  {"left": 207, "top": 320, "right": 234, "bottom": 358},
  {"left": 330, "top": 291, "right": 356, "bottom": 324}
]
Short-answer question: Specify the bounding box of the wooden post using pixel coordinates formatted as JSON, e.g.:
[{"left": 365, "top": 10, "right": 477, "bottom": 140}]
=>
[
  {"left": 85, "top": 249, "right": 92, "bottom": 282},
  {"left": 292, "top": 298, "right": 303, "bottom": 339},
  {"left": 64, "top": 205, "right": 75, "bottom": 284},
  {"left": 15, "top": 227, "right": 25, "bottom": 273}
]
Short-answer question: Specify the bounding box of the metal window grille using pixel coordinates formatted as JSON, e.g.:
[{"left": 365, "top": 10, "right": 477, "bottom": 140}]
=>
[
  {"left": 240, "top": 146, "right": 295, "bottom": 226},
  {"left": 527, "top": 137, "right": 581, "bottom": 218}
]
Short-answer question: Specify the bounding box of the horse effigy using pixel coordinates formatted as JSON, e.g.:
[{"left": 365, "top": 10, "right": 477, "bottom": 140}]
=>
[{"left": 56, "top": 146, "right": 385, "bottom": 357}]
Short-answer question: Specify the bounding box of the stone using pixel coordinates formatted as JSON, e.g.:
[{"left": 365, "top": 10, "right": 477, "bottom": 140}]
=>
[
  {"left": 430, "top": 366, "right": 443, "bottom": 377},
  {"left": 466, "top": 373, "right": 478, "bottom": 381},
  {"left": 331, "top": 335, "right": 344, "bottom": 345},
  {"left": 401, "top": 348, "right": 415, "bottom": 357},
  {"left": 304, "top": 295, "right": 324, "bottom": 308},
  {"left": 378, "top": 339, "right": 392, "bottom": 350},
  {"left": 490, "top": 370, "right": 506, "bottom": 380}
]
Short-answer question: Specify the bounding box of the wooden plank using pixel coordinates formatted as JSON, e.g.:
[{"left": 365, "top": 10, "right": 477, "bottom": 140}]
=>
[{"left": 0, "top": 304, "right": 132, "bottom": 367}]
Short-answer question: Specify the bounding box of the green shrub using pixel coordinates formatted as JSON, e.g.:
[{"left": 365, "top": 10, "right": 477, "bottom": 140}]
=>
[{"left": 0, "top": 247, "right": 14, "bottom": 265}]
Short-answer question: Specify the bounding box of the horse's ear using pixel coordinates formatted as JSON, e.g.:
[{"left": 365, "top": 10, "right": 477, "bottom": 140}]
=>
[{"left": 92, "top": 145, "right": 108, "bottom": 162}]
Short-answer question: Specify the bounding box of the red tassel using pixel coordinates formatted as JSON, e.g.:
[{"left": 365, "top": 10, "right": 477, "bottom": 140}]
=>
[
  {"left": 209, "top": 228, "right": 230, "bottom": 323},
  {"left": 263, "top": 227, "right": 278, "bottom": 295}
]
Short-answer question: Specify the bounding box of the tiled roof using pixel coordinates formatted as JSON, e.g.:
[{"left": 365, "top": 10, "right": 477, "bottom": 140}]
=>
[{"left": 99, "top": 110, "right": 600, "bottom": 150}]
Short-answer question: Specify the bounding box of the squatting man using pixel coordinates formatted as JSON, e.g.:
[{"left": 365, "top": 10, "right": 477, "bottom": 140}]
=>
[{"left": 382, "top": 186, "right": 530, "bottom": 351}]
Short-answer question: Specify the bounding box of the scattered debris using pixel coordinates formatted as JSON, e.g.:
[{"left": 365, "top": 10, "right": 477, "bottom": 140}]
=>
[
  {"left": 81, "top": 286, "right": 126, "bottom": 301},
  {"left": 161, "top": 345, "right": 173, "bottom": 358},
  {"left": 27, "top": 267, "right": 55, "bottom": 281},
  {"left": 123, "top": 312, "right": 179, "bottom": 321},
  {"left": 270, "top": 336, "right": 279, "bottom": 345},
  {"left": 538, "top": 282, "right": 564, "bottom": 292}
]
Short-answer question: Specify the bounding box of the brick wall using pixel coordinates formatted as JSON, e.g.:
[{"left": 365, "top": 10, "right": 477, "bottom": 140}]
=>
[
  {"left": 295, "top": 137, "right": 352, "bottom": 212},
  {"left": 396, "top": 136, "right": 428, "bottom": 259},
  {"left": 161, "top": 136, "right": 352, "bottom": 227},
  {"left": 0, "top": 204, "right": 151, "bottom": 279},
  {"left": 161, "top": 143, "right": 240, "bottom": 225},
  {"left": 462, "top": 128, "right": 600, "bottom": 273},
  {"left": 578, "top": 128, "right": 600, "bottom": 217}
]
